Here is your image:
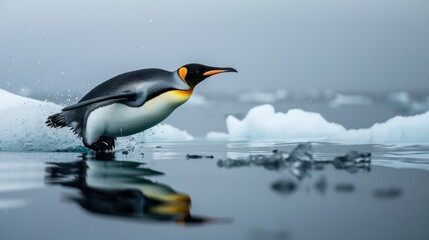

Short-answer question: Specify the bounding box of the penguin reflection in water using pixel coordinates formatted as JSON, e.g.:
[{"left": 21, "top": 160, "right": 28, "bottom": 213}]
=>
[
  {"left": 46, "top": 153, "right": 214, "bottom": 224},
  {"left": 46, "top": 64, "right": 237, "bottom": 151}
]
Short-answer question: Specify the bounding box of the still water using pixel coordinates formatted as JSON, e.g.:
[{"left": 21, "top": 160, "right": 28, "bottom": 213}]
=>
[{"left": 1, "top": 141, "right": 428, "bottom": 240}]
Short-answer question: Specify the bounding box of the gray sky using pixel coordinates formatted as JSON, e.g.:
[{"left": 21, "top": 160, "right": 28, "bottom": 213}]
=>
[{"left": 1, "top": 0, "right": 428, "bottom": 99}]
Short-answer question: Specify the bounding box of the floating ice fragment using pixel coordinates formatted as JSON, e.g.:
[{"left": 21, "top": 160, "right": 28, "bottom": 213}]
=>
[
  {"left": 217, "top": 148, "right": 288, "bottom": 170},
  {"left": 237, "top": 90, "right": 287, "bottom": 103},
  {"left": 333, "top": 151, "right": 371, "bottom": 163},
  {"left": 332, "top": 151, "right": 371, "bottom": 173},
  {"left": 217, "top": 143, "right": 372, "bottom": 179},
  {"left": 404, "top": 99, "right": 429, "bottom": 114},
  {"left": 388, "top": 91, "right": 410, "bottom": 105},
  {"left": 286, "top": 142, "right": 313, "bottom": 162},
  {"left": 329, "top": 94, "right": 372, "bottom": 107},
  {"left": 387, "top": 91, "right": 429, "bottom": 114}
]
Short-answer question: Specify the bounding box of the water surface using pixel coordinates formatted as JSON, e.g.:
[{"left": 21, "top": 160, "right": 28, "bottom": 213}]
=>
[{"left": 1, "top": 142, "right": 428, "bottom": 240}]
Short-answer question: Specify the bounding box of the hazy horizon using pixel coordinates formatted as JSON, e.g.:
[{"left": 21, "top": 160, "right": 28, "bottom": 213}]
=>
[{"left": 1, "top": 0, "right": 428, "bottom": 98}]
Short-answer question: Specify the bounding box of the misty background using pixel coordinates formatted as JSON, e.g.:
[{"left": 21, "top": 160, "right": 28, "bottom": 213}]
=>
[{"left": 1, "top": 0, "right": 428, "bottom": 101}]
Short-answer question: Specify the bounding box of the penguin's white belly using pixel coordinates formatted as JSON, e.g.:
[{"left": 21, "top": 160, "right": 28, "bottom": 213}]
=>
[{"left": 85, "top": 90, "right": 191, "bottom": 144}]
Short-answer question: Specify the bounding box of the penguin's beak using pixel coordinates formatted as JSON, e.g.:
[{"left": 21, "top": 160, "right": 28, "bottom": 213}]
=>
[{"left": 203, "top": 67, "right": 238, "bottom": 77}]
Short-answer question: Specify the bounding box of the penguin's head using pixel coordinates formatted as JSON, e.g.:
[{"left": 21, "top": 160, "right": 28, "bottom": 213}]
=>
[{"left": 177, "top": 63, "right": 237, "bottom": 88}]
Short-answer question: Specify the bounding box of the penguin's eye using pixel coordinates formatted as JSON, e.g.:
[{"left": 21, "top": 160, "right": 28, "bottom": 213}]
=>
[{"left": 195, "top": 70, "right": 200, "bottom": 74}]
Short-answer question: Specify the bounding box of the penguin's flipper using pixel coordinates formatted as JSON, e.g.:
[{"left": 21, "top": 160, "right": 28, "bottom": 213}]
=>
[{"left": 62, "top": 91, "right": 139, "bottom": 111}]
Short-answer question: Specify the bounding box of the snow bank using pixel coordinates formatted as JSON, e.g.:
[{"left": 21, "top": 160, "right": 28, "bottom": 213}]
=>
[
  {"left": 0, "top": 89, "right": 193, "bottom": 152},
  {"left": 0, "top": 89, "right": 79, "bottom": 151},
  {"left": 207, "top": 104, "right": 429, "bottom": 144}
]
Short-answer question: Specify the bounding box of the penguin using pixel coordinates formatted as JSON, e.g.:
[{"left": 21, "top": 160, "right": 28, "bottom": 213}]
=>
[{"left": 46, "top": 63, "right": 237, "bottom": 151}]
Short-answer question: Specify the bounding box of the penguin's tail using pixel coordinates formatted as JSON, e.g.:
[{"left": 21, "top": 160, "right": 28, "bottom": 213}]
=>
[
  {"left": 46, "top": 111, "right": 84, "bottom": 138},
  {"left": 46, "top": 112, "right": 67, "bottom": 128}
]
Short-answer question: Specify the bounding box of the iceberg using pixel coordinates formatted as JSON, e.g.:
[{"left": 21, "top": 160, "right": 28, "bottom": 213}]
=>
[
  {"left": 208, "top": 105, "right": 346, "bottom": 141},
  {"left": 0, "top": 89, "right": 193, "bottom": 152},
  {"left": 207, "top": 104, "right": 429, "bottom": 144}
]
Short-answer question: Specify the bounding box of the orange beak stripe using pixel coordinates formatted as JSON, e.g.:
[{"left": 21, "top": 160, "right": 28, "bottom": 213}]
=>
[{"left": 203, "top": 69, "right": 227, "bottom": 76}]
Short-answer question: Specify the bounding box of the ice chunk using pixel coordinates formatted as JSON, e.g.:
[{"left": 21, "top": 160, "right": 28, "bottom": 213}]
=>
[
  {"left": 333, "top": 151, "right": 371, "bottom": 163},
  {"left": 0, "top": 89, "right": 193, "bottom": 152},
  {"left": 208, "top": 104, "right": 429, "bottom": 144},
  {"left": 406, "top": 100, "right": 429, "bottom": 114},
  {"left": 388, "top": 91, "right": 410, "bottom": 105},
  {"left": 238, "top": 90, "right": 288, "bottom": 103},
  {"left": 387, "top": 92, "right": 429, "bottom": 114},
  {"left": 217, "top": 148, "right": 288, "bottom": 170},
  {"left": 329, "top": 94, "right": 372, "bottom": 107},
  {"left": 332, "top": 151, "right": 371, "bottom": 173},
  {"left": 286, "top": 142, "right": 313, "bottom": 162}
]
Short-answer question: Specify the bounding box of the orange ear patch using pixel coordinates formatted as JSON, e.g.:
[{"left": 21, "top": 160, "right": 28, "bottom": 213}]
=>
[{"left": 178, "top": 67, "right": 187, "bottom": 82}]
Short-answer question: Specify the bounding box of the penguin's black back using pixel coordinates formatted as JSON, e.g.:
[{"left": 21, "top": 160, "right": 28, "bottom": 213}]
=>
[{"left": 79, "top": 68, "right": 180, "bottom": 104}]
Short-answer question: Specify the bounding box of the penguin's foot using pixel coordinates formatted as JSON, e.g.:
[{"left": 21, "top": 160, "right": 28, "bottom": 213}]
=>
[{"left": 87, "top": 136, "right": 116, "bottom": 152}]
